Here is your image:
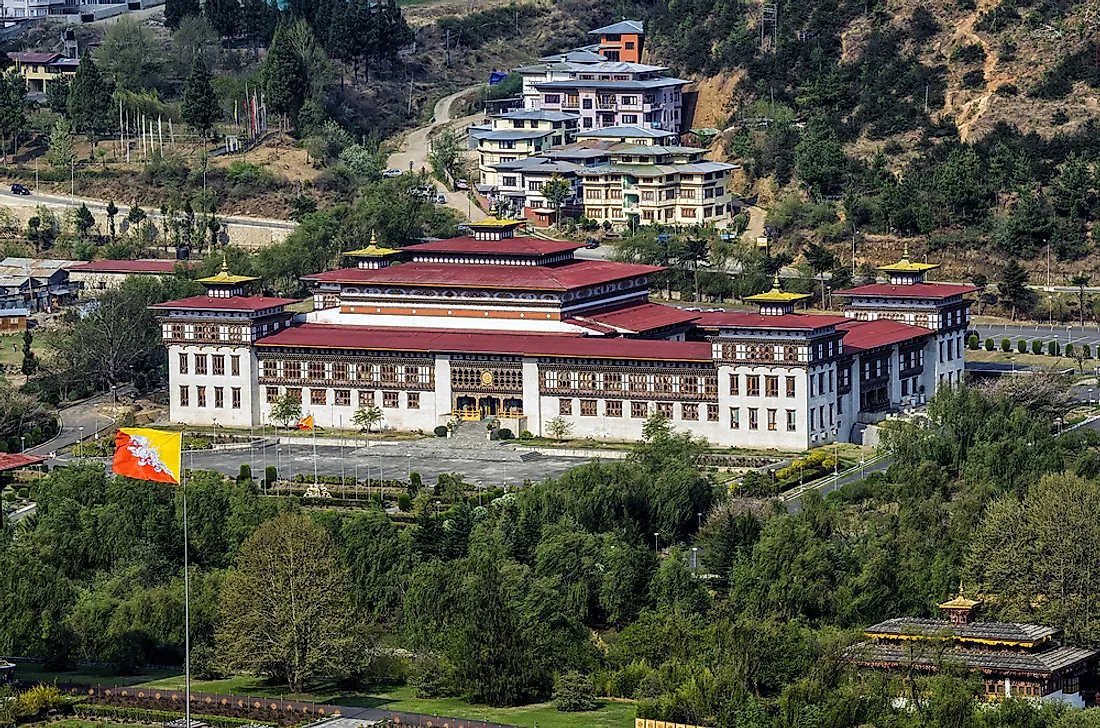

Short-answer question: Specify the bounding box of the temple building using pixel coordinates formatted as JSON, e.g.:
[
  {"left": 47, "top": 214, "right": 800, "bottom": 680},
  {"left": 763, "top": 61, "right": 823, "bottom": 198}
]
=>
[
  {"left": 846, "top": 592, "right": 1099, "bottom": 706},
  {"left": 153, "top": 223, "right": 972, "bottom": 450}
]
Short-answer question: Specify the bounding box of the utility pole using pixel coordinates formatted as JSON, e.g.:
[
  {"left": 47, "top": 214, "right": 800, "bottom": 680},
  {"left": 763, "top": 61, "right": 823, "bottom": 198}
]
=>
[{"left": 445, "top": 29, "right": 451, "bottom": 67}]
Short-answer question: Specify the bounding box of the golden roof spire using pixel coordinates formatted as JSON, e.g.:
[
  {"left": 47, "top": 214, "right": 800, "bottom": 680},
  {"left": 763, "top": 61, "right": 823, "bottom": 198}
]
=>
[
  {"left": 369, "top": 230, "right": 378, "bottom": 247},
  {"left": 220, "top": 250, "right": 229, "bottom": 274},
  {"left": 745, "top": 272, "right": 810, "bottom": 305},
  {"left": 197, "top": 250, "right": 258, "bottom": 286}
]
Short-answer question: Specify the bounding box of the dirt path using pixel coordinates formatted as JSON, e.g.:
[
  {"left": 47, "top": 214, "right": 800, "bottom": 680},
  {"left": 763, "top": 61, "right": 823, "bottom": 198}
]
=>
[
  {"left": 741, "top": 203, "right": 767, "bottom": 244},
  {"left": 947, "top": 0, "right": 1003, "bottom": 141},
  {"left": 387, "top": 85, "right": 484, "bottom": 220}
]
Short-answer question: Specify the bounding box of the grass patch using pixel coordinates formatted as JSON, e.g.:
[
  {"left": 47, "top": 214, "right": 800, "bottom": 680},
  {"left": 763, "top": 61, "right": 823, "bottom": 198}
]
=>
[
  {"left": 13, "top": 662, "right": 178, "bottom": 687},
  {"left": 0, "top": 333, "right": 24, "bottom": 366},
  {"left": 131, "top": 677, "right": 635, "bottom": 728}
]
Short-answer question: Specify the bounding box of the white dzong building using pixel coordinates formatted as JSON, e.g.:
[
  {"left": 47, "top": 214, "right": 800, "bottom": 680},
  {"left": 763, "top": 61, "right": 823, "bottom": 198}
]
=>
[{"left": 154, "top": 224, "right": 973, "bottom": 450}]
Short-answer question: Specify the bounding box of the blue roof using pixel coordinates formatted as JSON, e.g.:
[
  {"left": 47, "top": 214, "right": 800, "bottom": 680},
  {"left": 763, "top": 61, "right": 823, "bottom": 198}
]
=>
[
  {"left": 577, "top": 125, "right": 677, "bottom": 139},
  {"left": 589, "top": 20, "right": 644, "bottom": 35},
  {"left": 533, "top": 77, "right": 688, "bottom": 91}
]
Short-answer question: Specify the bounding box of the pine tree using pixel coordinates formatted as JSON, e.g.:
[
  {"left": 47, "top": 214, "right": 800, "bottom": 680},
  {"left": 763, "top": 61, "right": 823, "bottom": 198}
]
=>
[
  {"left": 204, "top": 0, "right": 240, "bottom": 40},
  {"left": 67, "top": 51, "right": 112, "bottom": 147},
  {"left": 182, "top": 57, "right": 219, "bottom": 139},
  {"left": 45, "top": 118, "right": 75, "bottom": 170},
  {"left": 45, "top": 76, "right": 69, "bottom": 116},
  {"left": 21, "top": 329, "right": 36, "bottom": 376},
  {"left": 999, "top": 259, "right": 1033, "bottom": 322},
  {"left": 263, "top": 22, "right": 306, "bottom": 128},
  {"left": 0, "top": 69, "right": 26, "bottom": 164},
  {"left": 165, "top": 0, "right": 200, "bottom": 30},
  {"left": 239, "top": 0, "right": 277, "bottom": 45}
]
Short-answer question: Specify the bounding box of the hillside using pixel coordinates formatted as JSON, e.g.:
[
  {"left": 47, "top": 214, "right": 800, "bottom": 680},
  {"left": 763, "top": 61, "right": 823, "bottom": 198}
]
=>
[{"left": 640, "top": 0, "right": 1100, "bottom": 291}]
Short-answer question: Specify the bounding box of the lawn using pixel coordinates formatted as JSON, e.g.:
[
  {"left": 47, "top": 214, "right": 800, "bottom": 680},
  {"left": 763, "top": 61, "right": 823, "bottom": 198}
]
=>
[
  {"left": 14, "top": 662, "right": 178, "bottom": 687},
  {"left": 0, "top": 333, "right": 22, "bottom": 366},
  {"left": 133, "top": 675, "right": 635, "bottom": 728}
]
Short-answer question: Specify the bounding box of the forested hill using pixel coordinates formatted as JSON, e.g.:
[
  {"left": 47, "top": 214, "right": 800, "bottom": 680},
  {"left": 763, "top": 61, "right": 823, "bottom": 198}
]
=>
[{"left": 638, "top": 0, "right": 1100, "bottom": 283}]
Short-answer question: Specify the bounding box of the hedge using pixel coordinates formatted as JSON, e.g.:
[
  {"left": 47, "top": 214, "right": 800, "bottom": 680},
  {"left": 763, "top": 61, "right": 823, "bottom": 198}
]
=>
[
  {"left": 985, "top": 337, "right": 995, "bottom": 351},
  {"left": 1032, "top": 339, "right": 1043, "bottom": 355},
  {"left": 968, "top": 335, "right": 979, "bottom": 350},
  {"left": 1017, "top": 339, "right": 1027, "bottom": 353},
  {"left": 1001, "top": 338, "right": 1012, "bottom": 352},
  {"left": 1048, "top": 340, "right": 1060, "bottom": 356},
  {"left": 74, "top": 704, "right": 277, "bottom": 728}
]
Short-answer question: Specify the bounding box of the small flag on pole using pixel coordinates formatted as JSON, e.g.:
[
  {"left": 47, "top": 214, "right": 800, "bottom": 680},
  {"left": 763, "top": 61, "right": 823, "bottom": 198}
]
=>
[
  {"left": 296, "top": 415, "right": 314, "bottom": 430},
  {"left": 112, "top": 428, "right": 182, "bottom": 484}
]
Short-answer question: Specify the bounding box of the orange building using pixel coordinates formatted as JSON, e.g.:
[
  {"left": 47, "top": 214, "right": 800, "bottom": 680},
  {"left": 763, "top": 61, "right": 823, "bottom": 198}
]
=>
[{"left": 589, "top": 20, "right": 644, "bottom": 63}]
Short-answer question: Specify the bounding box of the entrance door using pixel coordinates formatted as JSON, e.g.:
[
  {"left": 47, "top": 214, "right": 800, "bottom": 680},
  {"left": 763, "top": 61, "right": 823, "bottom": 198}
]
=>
[
  {"left": 478, "top": 396, "right": 500, "bottom": 418},
  {"left": 455, "top": 396, "right": 478, "bottom": 420}
]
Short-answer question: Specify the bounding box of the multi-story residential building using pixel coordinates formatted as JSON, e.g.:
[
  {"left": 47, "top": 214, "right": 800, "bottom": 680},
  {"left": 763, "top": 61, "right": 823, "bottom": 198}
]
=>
[
  {"left": 575, "top": 125, "right": 677, "bottom": 145},
  {"left": 589, "top": 19, "right": 645, "bottom": 62},
  {"left": 6, "top": 52, "right": 78, "bottom": 94},
  {"left": 579, "top": 144, "right": 737, "bottom": 226},
  {"left": 489, "top": 157, "right": 586, "bottom": 226},
  {"left": 475, "top": 110, "right": 579, "bottom": 188},
  {"left": 155, "top": 222, "right": 971, "bottom": 449},
  {"left": 528, "top": 62, "right": 688, "bottom": 131}
]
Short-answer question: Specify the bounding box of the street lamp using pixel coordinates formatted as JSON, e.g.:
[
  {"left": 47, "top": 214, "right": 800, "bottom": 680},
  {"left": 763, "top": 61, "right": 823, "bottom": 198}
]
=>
[
  {"left": 691, "top": 546, "right": 698, "bottom": 570},
  {"left": 1091, "top": 388, "right": 1095, "bottom": 406},
  {"left": 79, "top": 425, "right": 84, "bottom": 447},
  {"left": 833, "top": 425, "right": 840, "bottom": 480},
  {"left": 653, "top": 532, "right": 659, "bottom": 553},
  {"left": 697, "top": 512, "right": 702, "bottom": 530},
  {"left": 20, "top": 436, "right": 25, "bottom": 454}
]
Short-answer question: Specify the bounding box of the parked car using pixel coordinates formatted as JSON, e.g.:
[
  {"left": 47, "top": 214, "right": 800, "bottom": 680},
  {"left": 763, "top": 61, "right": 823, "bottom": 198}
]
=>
[
  {"left": 455, "top": 178, "right": 469, "bottom": 190},
  {"left": 435, "top": 194, "right": 447, "bottom": 204},
  {"left": 382, "top": 169, "right": 403, "bottom": 178},
  {"left": 584, "top": 239, "right": 600, "bottom": 249},
  {"left": 10, "top": 183, "right": 30, "bottom": 195}
]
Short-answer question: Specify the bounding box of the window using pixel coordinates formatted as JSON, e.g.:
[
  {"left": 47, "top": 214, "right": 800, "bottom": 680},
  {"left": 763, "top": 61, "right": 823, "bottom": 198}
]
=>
[
  {"left": 786, "top": 410, "right": 796, "bottom": 431},
  {"left": 407, "top": 392, "right": 420, "bottom": 409},
  {"left": 195, "top": 355, "right": 208, "bottom": 375},
  {"left": 332, "top": 362, "right": 348, "bottom": 381},
  {"left": 212, "top": 355, "right": 225, "bottom": 376},
  {"left": 765, "top": 376, "right": 779, "bottom": 397},
  {"left": 383, "top": 391, "right": 400, "bottom": 408},
  {"left": 607, "top": 400, "right": 623, "bottom": 417},
  {"left": 582, "top": 98, "right": 593, "bottom": 109},
  {"left": 586, "top": 188, "right": 603, "bottom": 199},
  {"left": 178, "top": 353, "right": 188, "bottom": 374},
  {"left": 746, "top": 375, "right": 760, "bottom": 397},
  {"left": 335, "top": 389, "right": 351, "bottom": 406},
  {"left": 359, "top": 390, "right": 374, "bottom": 407},
  {"left": 629, "top": 373, "right": 648, "bottom": 393},
  {"left": 502, "top": 175, "right": 517, "bottom": 187},
  {"left": 580, "top": 399, "right": 597, "bottom": 416},
  {"left": 604, "top": 372, "right": 623, "bottom": 391},
  {"left": 197, "top": 386, "right": 207, "bottom": 408},
  {"left": 266, "top": 386, "right": 279, "bottom": 403},
  {"left": 559, "top": 398, "right": 573, "bottom": 415},
  {"left": 767, "top": 408, "right": 777, "bottom": 431},
  {"left": 681, "top": 207, "right": 697, "bottom": 218},
  {"left": 785, "top": 376, "right": 796, "bottom": 397},
  {"left": 179, "top": 386, "right": 189, "bottom": 407},
  {"left": 231, "top": 355, "right": 240, "bottom": 377},
  {"left": 729, "top": 374, "right": 739, "bottom": 395},
  {"left": 499, "top": 140, "right": 516, "bottom": 150},
  {"left": 309, "top": 361, "right": 326, "bottom": 381},
  {"left": 654, "top": 374, "right": 674, "bottom": 394},
  {"left": 544, "top": 94, "right": 560, "bottom": 104},
  {"left": 729, "top": 407, "right": 740, "bottom": 429},
  {"left": 625, "top": 41, "right": 635, "bottom": 49},
  {"left": 381, "top": 364, "right": 398, "bottom": 383},
  {"left": 231, "top": 387, "right": 241, "bottom": 409},
  {"left": 631, "top": 401, "right": 648, "bottom": 418},
  {"left": 681, "top": 403, "right": 698, "bottom": 420},
  {"left": 707, "top": 404, "right": 719, "bottom": 422},
  {"left": 528, "top": 180, "right": 543, "bottom": 192},
  {"left": 621, "top": 114, "right": 638, "bottom": 124},
  {"left": 829, "top": 403, "right": 835, "bottom": 426},
  {"left": 311, "top": 388, "right": 327, "bottom": 405},
  {"left": 748, "top": 407, "right": 759, "bottom": 430},
  {"left": 656, "top": 402, "right": 673, "bottom": 418}
]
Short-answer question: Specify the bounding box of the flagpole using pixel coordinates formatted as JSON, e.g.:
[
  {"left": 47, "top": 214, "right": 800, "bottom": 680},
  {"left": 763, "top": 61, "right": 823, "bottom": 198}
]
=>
[
  {"left": 312, "top": 421, "right": 318, "bottom": 486},
  {"left": 182, "top": 430, "right": 191, "bottom": 728}
]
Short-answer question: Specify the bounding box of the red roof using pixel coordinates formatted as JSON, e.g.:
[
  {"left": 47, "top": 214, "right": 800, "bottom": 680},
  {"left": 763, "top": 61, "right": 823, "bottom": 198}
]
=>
[
  {"left": 0, "top": 453, "right": 47, "bottom": 472},
  {"left": 579, "top": 302, "right": 699, "bottom": 333},
  {"left": 406, "top": 236, "right": 584, "bottom": 257},
  {"left": 70, "top": 260, "right": 184, "bottom": 274},
  {"left": 837, "top": 319, "right": 930, "bottom": 352},
  {"left": 303, "top": 260, "right": 663, "bottom": 291},
  {"left": 8, "top": 51, "right": 60, "bottom": 64},
  {"left": 836, "top": 282, "right": 979, "bottom": 299},
  {"left": 150, "top": 295, "right": 299, "bottom": 312},
  {"left": 255, "top": 323, "right": 713, "bottom": 361},
  {"left": 693, "top": 311, "right": 850, "bottom": 331}
]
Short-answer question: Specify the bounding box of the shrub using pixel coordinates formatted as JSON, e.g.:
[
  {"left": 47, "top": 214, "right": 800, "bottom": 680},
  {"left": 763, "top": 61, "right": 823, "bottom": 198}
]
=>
[
  {"left": 397, "top": 493, "right": 412, "bottom": 511},
  {"left": 1066, "top": 343, "right": 1075, "bottom": 357},
  {"left": 553, "top": 672, "right": 598, "bottom": 712},
  {"left": 1085, "top": 344, "right": 1092, "bottom": 358},
  {"left": 1017, "top": 339, "right": 1027, "bottom": 353},
  {"left": 1032, "top": 339, "right": 1043, "bottom": 355},
  {"left": 408, "top": 471, "right": 421, "bottom": 497},
  {"left": 995, "top": 83, "right": 1018, "bottom": 97},
  {"left": 1001, "top": 338, "right": 1012, "bottom": 352},
  {"left": 74, "top": 705, "right": 274, "bottom": 728},
  {"left": 238, "top": 464, "right": 252, "bottom": 482},
  {"left": 434, "top": 425, "right": 449, "bottom": 437},
  {"left": 519, "top": 429, "right": 534, "bottom": 439},
  {"left": 497, "top": 428, "right": 514, "bottom": 440},
  {"left": 13, "top": 683, "right": 67, "bottom": 719},
  {"left": 1048, "top": 340, "right": 1060, "bottom": 356},
  {"left": 1052, "top": 109, "right": 1070, "bottom": 126},
  {"left": 184, "top": 436, "right": 212, "bottom": 450},
  {"left": 962, "top": 69, "right": 986, "bottom": 89},
  {"left": 984, "top": 337, "right": 995, "bottom": 351},
  {"left": 951, "top": 42, "right": 986, "bottom": 64},
  {"left": 264, "top": 465, "right": 277, "bottom": 485},
  {"left": 968, "top": 334, "right": 979, "bottom": 349}
]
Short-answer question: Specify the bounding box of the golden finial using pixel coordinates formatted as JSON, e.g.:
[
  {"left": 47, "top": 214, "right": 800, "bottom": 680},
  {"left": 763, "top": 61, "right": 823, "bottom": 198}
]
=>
[
  {"left": 220, "top": 250, "right": 229, "bottom": 274},
  {"left": 369, "top": 230, "right": 378, "bottom": 248},
  {"left": 771, "top": 272, "right": 781, "bottom": 291},
  {"left": 901, "top": 242, "right": 910, "bottom": 263}
]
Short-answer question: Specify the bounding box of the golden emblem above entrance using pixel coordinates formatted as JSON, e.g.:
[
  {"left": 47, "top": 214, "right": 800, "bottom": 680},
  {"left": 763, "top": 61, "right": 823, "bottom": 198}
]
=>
[{"left": 480, "top": 370, "right": 494, "bottom": 386}]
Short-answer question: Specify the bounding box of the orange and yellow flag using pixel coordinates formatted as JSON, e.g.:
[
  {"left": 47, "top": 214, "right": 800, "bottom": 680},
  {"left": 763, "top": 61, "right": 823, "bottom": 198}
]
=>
[
  {"left": 296, "top": 415, "right": 314, "bottom": 430},
  {"left": 112, "top": 428, "right": 183, "bottom": 484}
]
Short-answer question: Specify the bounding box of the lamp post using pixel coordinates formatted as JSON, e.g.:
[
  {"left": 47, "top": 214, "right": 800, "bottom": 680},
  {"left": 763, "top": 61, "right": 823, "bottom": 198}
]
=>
[
  {"left": 20, "top": 436, "right": 25, "bottom": 454},
  {"left": 653, "top": 532, "right": 659, "bottom": 553},
  {"left": 691, "top": 546, "right": 698, "bottom": 570},
  {"left": 1090, "top": 388, "right": 1095, "bottom": 406},
  {"left": 833, "top": 426, "right": 840, "bottom": 480},
  {"left": 79, "top": 425, "right": 84, "bottom": 448},
  {"left": 697, "top": 511, "right": 702, "bottom": 530}
]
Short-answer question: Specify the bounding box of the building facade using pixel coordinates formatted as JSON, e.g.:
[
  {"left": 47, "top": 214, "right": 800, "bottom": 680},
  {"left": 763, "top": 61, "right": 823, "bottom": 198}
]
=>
[
  {"left": 6, "top": 52, "right": 78, "bottom": 91},
  {"left": 847, "top": 593, "right": 1098, "bottom": 706},
  {"left": 155, "top": 223, "right": 971, "bottom": 450},
  {"left": 69, "top": 259, "right": 187, "bottom": 294},
  {"left": 474, "top": 110, "right": 579, "bottom": 188}
]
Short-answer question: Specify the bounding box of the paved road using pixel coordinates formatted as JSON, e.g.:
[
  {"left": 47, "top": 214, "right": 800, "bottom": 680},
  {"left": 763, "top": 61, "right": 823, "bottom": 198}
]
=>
[
  {"left": 387, "top": 85, "right": 484, "bottom": 220},
  {"left": 26, "top": 387, "right": 131, "bottom": 458}
]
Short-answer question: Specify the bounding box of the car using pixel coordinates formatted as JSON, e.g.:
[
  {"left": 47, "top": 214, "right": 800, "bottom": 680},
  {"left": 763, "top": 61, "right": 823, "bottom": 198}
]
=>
[
  {"left": 584, "top": 239, "right": 600, "bottom": 249},
  {"left": 435, "top": 194, "right": 447, "bottom": 204},
  {"left": 382, "top": 169, "right": 403, "bottom": 178},
  {"left": 455, "top": 178, "right": 469, "bottom": 190},
  {"left": 10, "top": 183, "right": 30, "bottom": 195}
]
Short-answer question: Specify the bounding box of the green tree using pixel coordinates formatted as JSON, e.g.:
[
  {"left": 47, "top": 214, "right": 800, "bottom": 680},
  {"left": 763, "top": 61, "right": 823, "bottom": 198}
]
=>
[
  {"left": 0, "top": 69, "right": 26, "bottom": 164},
  {"left": 105, "top": 200, "right": 118, "bottom": 238},
  {"left": 553, "top": 672, "right": 597, "bottom": 712},
  {"left": 269, "top": 391, "right": 302, "bottom": 429},
  {"left": 427, "top": 126, "right": 463, "bottom": 184},
  {"left": 217, "top": 512, "right": 356, "bottom": 691},
  {"left": 794, "top": 120, "right": 846, "bottom": 197},
  {"left": 67, "top": 51, "right": 112, "bottom": 146},
  {"left": 96, "top": 18, "right": 163, "bottom": 93},
  {"left": 263, "top": 22, "right": 306, "bottom": 128},
  {"left": 204, "top": 0, "right": 240, "bottom": 40},
  {"left": 182, "top": 57, "right": 219, "bottom": 139},
  {"left": 165, "top": 0, "right": 200, "bottom": 30},
  {"left": 74, "top": 204, "right": 95, "bottom": 239},
  {"left": 1072, "top": 274, "right": 1091, "bottom": 328},
  {"left": 20, "top": 329, "right": 36, "bottom": 376},
  {"left": 352, "top": 404, "right": 383, "bottom": 433},
  {"left": 546, "top": 416, "right": 574, "bottom": 441},
  {"left": 541, "top": 174, "right": 572, "bottom": 223},
  {"left": 45, "top": 76, "right": 69, "bottom": 116},
  {"left": 45, "top": 118, "right": 75, "bottom": 171},
  {"left": 672, "top": 228, "right": 710, "bottom": 303},
  {"left": 998, "top": 260, "right": 1032, "bottom": 321},
  {"left": 804, "top": 242, "right": 836, "bottom": 309}
]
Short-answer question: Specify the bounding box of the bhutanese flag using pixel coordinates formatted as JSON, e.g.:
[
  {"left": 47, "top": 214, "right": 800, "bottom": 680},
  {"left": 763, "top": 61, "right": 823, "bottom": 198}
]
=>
[
  {"left": 296, "top": 415, "right": 314, "bottom": 430},
  {"left": 112, "top": 428, "right": 182, "bottom": 484}
]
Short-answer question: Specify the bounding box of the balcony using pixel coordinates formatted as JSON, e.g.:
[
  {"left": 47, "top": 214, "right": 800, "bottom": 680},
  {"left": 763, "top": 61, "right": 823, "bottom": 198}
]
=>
[
  {"left": 562, "top": 98, "right": 580, "bottom": 109},
  {"left": 596, "top": 101, "right": 615, "bottom": 110}
]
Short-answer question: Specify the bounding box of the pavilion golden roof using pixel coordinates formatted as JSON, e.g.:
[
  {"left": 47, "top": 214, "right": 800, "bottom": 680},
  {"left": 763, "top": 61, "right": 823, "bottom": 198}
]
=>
[
  {"left": 345, "top": 232, "right": 401, "bottom": 257},
  {"left": 877, "top": 243, "right": 939, "bottom": 273},
  {"left": 745, "top": 274, "right": 810, "bottom": 303},
  {"left": 196, "top": 253, "right": 257, "bottom": 285},
  {"left": 468, "top": 218, "right": 526, "bottom": 229},
  {"left": 939, "top": 594, "right": 982, "bottom": 610}
]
